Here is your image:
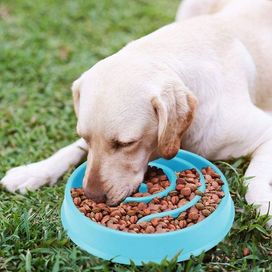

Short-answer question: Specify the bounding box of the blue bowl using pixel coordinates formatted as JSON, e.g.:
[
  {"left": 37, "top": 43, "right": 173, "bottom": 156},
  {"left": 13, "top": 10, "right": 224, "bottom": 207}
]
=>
[{"left": 61, "top": 150, "right": 235, "bottom": 265}]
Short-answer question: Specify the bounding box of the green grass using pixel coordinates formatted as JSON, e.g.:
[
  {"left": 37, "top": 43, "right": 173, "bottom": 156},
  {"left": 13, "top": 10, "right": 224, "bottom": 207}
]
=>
[{"left": 0, "top": 0, "right": 271, "bottom": 271}]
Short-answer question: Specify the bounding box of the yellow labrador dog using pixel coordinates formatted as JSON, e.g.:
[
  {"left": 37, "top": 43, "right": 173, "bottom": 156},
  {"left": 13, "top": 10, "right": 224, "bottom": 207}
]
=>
[{"left": 2, "top": 0, "right": 272, "bottom": 225}]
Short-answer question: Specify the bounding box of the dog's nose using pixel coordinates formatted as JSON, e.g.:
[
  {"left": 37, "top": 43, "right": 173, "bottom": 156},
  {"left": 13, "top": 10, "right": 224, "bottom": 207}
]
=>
[{"left": 84, "top": 187, "right": 107, "bottom": 203}]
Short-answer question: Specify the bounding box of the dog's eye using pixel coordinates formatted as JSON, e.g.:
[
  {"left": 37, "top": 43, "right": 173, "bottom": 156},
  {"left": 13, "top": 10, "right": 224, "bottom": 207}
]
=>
[
  {"left": 120, "top": 141, "right": 136, "bottom": 147},
  {"left": 112, "top": 140, "right": 136, "bottom": 149}
]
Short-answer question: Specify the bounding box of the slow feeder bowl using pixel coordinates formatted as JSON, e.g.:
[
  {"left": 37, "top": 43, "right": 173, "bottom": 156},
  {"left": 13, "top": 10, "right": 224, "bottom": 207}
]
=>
[{"left": 61, "top": 150, "right": 235, "bottom": 265}]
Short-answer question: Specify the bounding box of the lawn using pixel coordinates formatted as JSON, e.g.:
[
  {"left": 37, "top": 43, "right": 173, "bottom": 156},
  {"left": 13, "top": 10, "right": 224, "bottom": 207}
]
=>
[{"left": 0, "top": 0, "right": 271, "bottom": 271}]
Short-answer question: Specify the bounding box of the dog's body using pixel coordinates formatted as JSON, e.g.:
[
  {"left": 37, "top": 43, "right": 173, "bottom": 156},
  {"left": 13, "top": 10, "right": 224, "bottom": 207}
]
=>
[{"left": 2, "top": 0, "right": 272, "bottom": 223}]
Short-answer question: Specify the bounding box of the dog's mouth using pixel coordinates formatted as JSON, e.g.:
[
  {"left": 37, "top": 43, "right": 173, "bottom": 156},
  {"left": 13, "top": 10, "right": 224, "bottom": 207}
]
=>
[
  {"left": 106, "top": 190, "right": 129, "bottom": 206},
  {"left": 106, "top": 181, "right": 143, "bottom": 206}
]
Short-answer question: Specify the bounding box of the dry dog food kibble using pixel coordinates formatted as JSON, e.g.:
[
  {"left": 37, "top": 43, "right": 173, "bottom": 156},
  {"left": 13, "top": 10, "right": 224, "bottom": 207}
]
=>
[
  {"left": 132, "top": 166, "right": 170, "bottom": 197},
  {"left": 71, "top": 166, "right": 225, "bottom": 234}
]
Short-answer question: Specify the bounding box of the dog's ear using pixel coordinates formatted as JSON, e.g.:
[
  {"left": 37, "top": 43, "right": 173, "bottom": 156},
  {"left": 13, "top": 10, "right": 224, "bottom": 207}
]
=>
[
  {"left": 151, "top": 82, "right": 197, "bottom": 159},
  {"left": 71, "top": 77, "right": 82, "bottom": 117}
]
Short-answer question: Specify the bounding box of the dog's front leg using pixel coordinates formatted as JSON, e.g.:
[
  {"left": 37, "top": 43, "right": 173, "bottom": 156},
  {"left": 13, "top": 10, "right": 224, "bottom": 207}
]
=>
[
  {"left": 0, "top": 138, "right": 88, "bottom": 194},
  {"left": 245, "top": 139, "right": 272, "bottom": 226}
]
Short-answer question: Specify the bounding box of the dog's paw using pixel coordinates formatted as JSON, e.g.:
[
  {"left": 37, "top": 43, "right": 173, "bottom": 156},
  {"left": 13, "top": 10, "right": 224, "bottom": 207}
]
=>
[
  {"left": 0, "top": 162, "right": 57, "bottom": 194},
  {"left": 255, "top": 201, "right": 272, "bottom": 227},
  {"left": 245, "top": 180, "right": 272, "bottom": 227},
  {"left": 246, "top": 196, "right": 272, "bottom": 227}
]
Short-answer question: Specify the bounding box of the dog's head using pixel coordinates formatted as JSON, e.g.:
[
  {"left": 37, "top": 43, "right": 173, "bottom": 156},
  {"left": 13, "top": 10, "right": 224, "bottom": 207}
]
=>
[{"left": 72, "top": 59, "right": 197, "bottom": 205}]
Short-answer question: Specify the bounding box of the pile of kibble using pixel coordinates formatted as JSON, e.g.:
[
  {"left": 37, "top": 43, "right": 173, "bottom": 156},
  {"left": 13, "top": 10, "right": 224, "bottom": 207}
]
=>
[{"left": 71, "top": 166, "right": 224, "bottom": 234}]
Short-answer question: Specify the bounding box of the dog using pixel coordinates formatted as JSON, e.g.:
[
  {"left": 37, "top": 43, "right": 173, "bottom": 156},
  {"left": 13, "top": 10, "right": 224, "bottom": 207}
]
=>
[{"left": 1, "top": 0, "right": 272, "bottom": 225}]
